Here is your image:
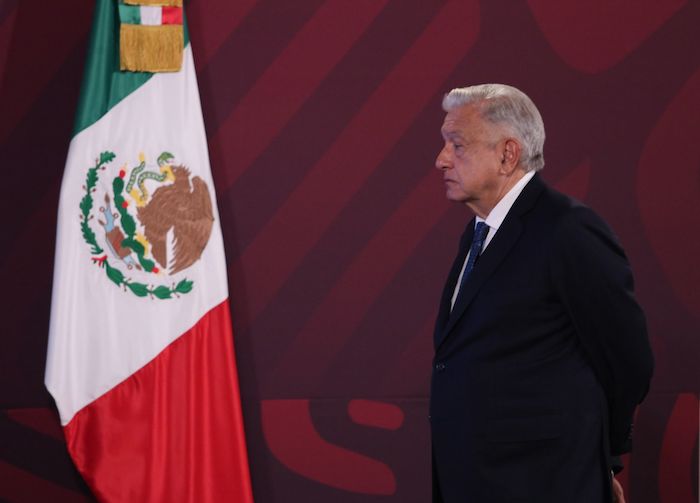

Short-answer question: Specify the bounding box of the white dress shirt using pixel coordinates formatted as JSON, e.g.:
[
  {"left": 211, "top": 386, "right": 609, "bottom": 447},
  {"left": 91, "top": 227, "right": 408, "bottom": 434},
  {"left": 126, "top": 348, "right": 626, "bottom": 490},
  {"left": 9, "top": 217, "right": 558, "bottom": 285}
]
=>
[{"left": 450, "top": 171, "right": 536, "bottom": 309}]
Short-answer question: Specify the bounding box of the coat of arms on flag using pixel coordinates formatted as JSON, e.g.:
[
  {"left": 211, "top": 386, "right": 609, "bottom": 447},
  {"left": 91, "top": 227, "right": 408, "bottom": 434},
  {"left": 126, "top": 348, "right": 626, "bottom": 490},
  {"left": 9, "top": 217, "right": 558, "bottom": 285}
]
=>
[{"left": 80, "top": 150, "right": 214, "bottom": 299}]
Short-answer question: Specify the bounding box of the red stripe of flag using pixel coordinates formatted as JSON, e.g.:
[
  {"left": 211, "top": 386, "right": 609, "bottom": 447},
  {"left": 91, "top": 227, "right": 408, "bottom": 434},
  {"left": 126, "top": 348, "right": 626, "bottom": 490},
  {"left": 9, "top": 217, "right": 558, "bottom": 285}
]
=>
[
  {"left": 64, "top": 300, "right": 253, "bottom": 503},
  {"left": 161, "top": 6, "right": 183, "bottom": 25}
]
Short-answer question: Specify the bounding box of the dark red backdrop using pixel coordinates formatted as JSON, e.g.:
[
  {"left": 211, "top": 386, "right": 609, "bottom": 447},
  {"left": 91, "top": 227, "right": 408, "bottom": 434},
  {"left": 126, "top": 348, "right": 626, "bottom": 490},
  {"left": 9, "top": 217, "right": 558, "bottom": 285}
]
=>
[{"left": 1, "top": 1, "right": 698, "bottom": 501}]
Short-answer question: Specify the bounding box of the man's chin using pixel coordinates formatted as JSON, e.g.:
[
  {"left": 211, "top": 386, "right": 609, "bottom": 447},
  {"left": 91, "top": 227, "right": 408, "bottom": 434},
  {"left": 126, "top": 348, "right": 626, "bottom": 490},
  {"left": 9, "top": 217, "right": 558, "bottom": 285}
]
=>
[{"left": 445, "top": 190, "right": 467, "bottom": 203}]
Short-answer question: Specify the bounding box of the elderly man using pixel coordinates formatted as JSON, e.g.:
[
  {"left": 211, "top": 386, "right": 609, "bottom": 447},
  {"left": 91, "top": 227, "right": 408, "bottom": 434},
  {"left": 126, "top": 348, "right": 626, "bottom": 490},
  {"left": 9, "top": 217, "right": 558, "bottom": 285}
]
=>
[{"left": 430, "top": 84, "right": 653, "bottom": 502}]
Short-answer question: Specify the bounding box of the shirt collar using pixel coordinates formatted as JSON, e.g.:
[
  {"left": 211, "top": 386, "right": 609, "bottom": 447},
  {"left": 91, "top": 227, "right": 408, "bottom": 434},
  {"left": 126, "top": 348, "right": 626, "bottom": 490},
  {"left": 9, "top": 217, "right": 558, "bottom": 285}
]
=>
[{"left": 476, "top": 170, "right": 536, "bottom": 229}]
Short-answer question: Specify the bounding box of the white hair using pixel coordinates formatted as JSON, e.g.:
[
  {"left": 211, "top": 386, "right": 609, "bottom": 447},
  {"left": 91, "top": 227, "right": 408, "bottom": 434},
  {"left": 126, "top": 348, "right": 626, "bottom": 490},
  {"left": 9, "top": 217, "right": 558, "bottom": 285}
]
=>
[{"left": 442, "top": 84, "right": 545, "bottom": 172}]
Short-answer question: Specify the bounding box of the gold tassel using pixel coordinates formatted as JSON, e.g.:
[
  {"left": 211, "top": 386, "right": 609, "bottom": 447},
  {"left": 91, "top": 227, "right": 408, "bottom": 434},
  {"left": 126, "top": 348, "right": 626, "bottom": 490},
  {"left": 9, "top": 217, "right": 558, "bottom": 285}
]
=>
[
  {"left": 124, "top": 0, "right": 182, "bottom": 6},
  {"left": 120, "top": 24, "right": 183, "bottom": 72}
]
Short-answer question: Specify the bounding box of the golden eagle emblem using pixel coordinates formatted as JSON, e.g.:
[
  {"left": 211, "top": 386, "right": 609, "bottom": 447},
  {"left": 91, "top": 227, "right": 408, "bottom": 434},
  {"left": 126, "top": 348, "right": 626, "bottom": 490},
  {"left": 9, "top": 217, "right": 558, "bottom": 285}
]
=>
[{"left": 137, "top": 165, "right": 214, "bottom": 275}]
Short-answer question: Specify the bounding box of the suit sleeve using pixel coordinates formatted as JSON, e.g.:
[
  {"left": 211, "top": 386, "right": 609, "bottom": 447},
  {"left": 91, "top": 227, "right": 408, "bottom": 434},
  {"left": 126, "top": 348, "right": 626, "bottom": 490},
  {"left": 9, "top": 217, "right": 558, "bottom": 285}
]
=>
[{"left": 549, "top": 207, "right": 654, "bottom": 456}]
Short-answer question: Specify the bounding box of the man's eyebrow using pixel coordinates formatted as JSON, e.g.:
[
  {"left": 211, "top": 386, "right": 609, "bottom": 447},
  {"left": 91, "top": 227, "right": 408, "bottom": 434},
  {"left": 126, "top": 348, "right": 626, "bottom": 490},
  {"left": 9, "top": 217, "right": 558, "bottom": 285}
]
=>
[{"left": 441, "top": 130, "right": 465, "bottom": 140}]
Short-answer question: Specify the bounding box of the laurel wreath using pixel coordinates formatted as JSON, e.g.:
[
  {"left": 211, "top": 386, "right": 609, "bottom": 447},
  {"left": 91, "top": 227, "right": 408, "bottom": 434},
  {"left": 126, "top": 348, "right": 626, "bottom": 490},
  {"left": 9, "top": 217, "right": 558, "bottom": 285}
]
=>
[{"left": 79, "top": 151, "right": 194, "bottom": 299}]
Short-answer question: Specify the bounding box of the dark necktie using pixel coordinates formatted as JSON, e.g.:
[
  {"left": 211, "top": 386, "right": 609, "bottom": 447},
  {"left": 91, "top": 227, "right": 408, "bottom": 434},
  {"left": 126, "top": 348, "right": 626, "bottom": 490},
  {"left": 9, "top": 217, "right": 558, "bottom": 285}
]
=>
[{"left": 459, "top": 221, "right": 490, "bottom": 289}]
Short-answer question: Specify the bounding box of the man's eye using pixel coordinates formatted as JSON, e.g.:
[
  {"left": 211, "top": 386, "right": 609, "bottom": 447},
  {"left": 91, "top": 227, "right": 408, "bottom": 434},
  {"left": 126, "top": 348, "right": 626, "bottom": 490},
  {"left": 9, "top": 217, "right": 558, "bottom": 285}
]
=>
[{"left": 453, "top": 144, "right": 463, "bottom": 150}]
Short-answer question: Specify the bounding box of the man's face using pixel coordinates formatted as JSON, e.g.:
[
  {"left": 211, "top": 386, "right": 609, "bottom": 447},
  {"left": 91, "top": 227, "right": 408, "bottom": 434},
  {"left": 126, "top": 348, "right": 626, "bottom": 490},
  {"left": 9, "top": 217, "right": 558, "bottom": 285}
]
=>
[{"left": 436, "top": 103, "right": 503, "bottom": 205}]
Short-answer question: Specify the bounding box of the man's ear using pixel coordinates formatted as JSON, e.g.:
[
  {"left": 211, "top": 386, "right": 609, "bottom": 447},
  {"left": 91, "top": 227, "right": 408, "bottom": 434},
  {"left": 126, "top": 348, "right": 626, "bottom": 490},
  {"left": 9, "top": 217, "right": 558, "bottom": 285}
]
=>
[{"left": 500, "top": 138, "right": 521, "bottom": 174}]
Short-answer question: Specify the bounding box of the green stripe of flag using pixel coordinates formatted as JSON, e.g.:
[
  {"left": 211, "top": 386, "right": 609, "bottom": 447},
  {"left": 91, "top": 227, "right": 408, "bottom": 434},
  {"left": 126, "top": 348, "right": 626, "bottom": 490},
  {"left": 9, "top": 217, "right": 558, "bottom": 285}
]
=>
[
  {"left": 118, "top": 4, "right": 141, "bottom": 25},
  {"left": 73, "top": 0, "right": 190, "bottom": 136}
]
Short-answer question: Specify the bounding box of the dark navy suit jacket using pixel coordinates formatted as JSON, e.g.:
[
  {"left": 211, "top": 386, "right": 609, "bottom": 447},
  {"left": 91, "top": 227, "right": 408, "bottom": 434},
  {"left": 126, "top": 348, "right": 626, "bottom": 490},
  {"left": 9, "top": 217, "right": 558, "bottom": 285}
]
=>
[{"left": 430, "top": 174, "right": 653, "bottom": 502}]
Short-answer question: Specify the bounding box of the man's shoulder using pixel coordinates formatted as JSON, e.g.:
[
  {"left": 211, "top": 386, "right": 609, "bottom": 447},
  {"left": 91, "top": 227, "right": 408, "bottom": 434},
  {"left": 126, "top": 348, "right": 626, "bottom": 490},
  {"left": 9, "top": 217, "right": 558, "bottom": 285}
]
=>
[
  {"left": 533, "top": 181, "right": 624, "bottom": 260},
  {"left": 534, "top": 178, "right": 608, "bottom": 230},
  {"left": 538, "top": 179, "right": 583, "bottom": 212}
]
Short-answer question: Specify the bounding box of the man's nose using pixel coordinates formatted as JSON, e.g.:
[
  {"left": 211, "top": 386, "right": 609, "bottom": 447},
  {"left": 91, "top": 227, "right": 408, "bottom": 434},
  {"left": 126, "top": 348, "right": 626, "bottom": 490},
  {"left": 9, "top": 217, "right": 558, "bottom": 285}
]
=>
[{"left": 435, "top": 146, "right": 450, "bottom": 170}]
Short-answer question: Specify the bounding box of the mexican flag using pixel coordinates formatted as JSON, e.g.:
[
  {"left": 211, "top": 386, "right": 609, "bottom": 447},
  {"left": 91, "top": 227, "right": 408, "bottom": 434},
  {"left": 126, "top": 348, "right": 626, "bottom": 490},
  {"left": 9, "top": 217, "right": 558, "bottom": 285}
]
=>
[{"left": 44, "top": 1, "right": 254, "bottom": 501}]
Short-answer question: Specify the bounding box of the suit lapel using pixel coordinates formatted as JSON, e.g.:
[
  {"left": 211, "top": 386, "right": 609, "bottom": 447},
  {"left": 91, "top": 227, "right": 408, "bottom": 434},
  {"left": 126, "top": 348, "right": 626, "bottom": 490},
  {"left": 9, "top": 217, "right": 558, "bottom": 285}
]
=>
[
  {"left": 435, "top": 174, "right": 547, "bottom": 350},
  {"left": 434, "top": 220, "right": 475, "bottom": 342}
]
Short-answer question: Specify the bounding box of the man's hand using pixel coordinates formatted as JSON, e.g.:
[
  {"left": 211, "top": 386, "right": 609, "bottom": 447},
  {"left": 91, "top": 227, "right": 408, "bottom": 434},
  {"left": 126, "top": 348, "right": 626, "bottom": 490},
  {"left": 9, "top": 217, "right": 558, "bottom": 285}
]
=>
[{"left": 612, "top": 476, "right": 625, "bottom": 503}]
